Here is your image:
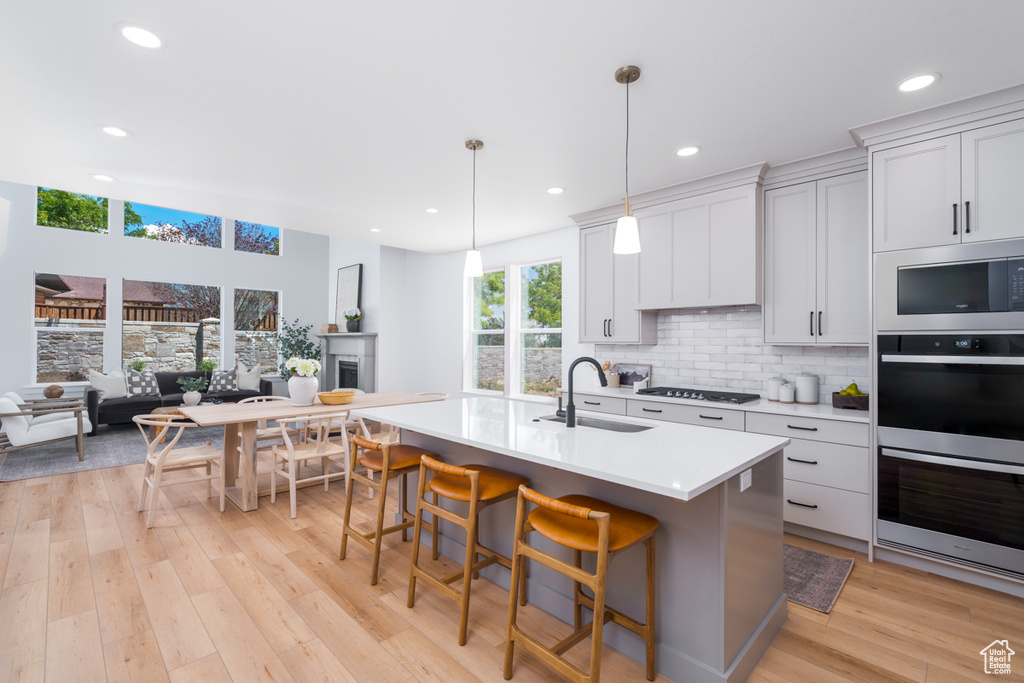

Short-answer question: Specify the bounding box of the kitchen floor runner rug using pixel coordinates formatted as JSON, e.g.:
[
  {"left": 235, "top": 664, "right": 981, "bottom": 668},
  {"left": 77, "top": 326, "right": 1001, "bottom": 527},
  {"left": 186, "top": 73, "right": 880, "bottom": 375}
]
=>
[
  {"left": 783, "top": 543, "right": 855, "bottom": 613},
  {"left": 0, "top": 423, "right": 225, "bottom": 482}
]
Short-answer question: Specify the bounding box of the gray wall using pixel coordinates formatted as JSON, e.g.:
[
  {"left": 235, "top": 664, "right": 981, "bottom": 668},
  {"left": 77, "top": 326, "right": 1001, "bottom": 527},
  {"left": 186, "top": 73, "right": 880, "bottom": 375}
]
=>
[{"left": 0, "top": 179, "right": 330, "bottom": 397}]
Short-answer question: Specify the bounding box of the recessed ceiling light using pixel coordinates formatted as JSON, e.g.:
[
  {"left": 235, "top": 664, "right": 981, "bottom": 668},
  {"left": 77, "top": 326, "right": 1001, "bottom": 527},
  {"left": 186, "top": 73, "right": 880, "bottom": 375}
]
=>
[
  {"left": 676, "top": 146, "right": 701, "bottom": 157},
  {"left": 119, "top": 24, "right": 163, "bottom": 49},
  {"left": 101, "top": 125, "right": 132, "bottom": 137},
  {"left": 898, "top": 73, "right": 939, "bottom": 92},
  {"left": 92, "top": 174, "right": 117, "bottom": 182},
  {"left": 369, "top": 228, "right": 381, "bottom": 233},
  {"left": 547, "top": 187, "right": 564, "bottom": 195},
  {"left": 425, "top": 208, "right": 438, "bottom": 214}
]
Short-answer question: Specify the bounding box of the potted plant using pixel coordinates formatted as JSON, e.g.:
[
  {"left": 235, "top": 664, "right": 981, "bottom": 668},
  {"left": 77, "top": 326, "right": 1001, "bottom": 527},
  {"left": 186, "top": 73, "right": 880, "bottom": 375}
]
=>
[
  {"left": 344, "top": 307, "right": 362, "bottom": 333},
  {"left": 198, "top": 358, "right": 217, "bottom": 372},
  {"left": 284, "top": 357, "right": 321, "bottom": 406},
  {"left": 177, "top": 376, "right": 209, "bottom": 406}
]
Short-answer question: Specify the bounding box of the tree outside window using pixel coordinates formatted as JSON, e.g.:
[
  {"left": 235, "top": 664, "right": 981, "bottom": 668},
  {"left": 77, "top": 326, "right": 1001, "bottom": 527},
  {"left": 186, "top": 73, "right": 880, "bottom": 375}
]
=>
[
  {"left": 470, "top": 271, "right": 505, "bottom": 392},
  {"left": 234, "top": 221, "right": 280, "bottom": 255},
  {"left": 124, "top": 202, "right": 222, "bottom": 249},
  {"left": 520, "top": 262, "right": 562, "bottom": 397}
]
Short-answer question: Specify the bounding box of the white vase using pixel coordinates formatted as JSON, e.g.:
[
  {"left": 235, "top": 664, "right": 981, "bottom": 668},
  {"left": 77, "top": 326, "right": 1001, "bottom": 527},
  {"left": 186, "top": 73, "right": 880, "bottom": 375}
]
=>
[
  {"left": 183, "top": 391, "right": 201, "bottom": 406},
  {"left": 288, "top": 375, "right": 319, "bottom": 406}
]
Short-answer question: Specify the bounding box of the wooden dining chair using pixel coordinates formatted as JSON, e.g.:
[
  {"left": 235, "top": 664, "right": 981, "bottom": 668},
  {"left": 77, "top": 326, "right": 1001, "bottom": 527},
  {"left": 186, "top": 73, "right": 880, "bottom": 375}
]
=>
[
  {"left": 133, "top": 413, "right": 226, "bottom": 529},
  {"left": 270, "top": 411, "right": 350, "bottom": 518},
  {"left": 237, "top": 395, "right": 301, "bottom": 445}
]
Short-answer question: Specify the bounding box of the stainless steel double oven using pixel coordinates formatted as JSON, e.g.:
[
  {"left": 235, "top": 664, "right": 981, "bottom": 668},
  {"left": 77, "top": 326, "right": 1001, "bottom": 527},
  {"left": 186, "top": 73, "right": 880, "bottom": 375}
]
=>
[{"left": 876, "top": 239, "right": 1024, "bottom": 578}]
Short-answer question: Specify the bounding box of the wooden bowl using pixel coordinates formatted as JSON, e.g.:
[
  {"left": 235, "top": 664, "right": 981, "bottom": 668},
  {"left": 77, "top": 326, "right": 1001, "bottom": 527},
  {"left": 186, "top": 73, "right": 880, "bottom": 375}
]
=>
[
  {"left": 832, "top": 392, "right": 869, "bottom": 411},
  {"left": 317, "top": 390, "right": 356, "bottom": 405}
]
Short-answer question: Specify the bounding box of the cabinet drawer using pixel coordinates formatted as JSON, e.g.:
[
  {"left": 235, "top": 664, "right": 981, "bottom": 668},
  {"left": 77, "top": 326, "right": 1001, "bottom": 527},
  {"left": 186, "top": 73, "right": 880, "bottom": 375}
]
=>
[
  {"left": 782, "top": 440, "right": 869, "bottom": 494},
  {"left": 626, "top": 400, "right": 744, "bottom": 431},
  {"left": 746, "top": 412, "right": 868, "bottom": 447},
  {"left": 573, "top": 396, "right": 627, "bottom": 416},
  {"left": 783, "top": 480, "right": 870, "bottom": 540}
]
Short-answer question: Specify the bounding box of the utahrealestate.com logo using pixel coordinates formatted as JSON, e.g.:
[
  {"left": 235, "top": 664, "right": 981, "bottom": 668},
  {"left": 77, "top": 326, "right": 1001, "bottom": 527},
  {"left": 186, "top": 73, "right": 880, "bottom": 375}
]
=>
[{"left": 980, "top": 640, "right": 1015, "bottom": 675}]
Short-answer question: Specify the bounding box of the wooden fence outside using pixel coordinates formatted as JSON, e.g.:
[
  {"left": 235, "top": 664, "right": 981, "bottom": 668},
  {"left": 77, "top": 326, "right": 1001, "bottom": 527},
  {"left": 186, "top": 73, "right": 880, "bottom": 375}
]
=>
[{"left": 35, "top": 305, "right": 277, "bottom": 331}]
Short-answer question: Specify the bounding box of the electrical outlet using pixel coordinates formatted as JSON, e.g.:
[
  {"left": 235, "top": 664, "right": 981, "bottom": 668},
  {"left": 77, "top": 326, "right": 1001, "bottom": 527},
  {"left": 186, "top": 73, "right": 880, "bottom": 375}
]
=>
[{"left": 740, "top": 468, "right": 752, "bottom": 492}]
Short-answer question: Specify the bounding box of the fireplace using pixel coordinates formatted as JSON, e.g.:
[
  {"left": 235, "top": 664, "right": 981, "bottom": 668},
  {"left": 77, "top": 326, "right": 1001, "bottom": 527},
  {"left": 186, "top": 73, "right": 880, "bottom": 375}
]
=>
[
  {"left": 316, "top": 332, "right": 377, "bottom": 392},
  {"left": 338, "top": 360, "right": 359, "bottom": 389}
]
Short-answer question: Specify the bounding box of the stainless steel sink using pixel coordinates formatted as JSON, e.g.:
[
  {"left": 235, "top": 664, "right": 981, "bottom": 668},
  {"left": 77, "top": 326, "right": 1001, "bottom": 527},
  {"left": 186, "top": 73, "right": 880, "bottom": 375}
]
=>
[{"left": 540, "top": 415, "right": 654, "bottom": 433}]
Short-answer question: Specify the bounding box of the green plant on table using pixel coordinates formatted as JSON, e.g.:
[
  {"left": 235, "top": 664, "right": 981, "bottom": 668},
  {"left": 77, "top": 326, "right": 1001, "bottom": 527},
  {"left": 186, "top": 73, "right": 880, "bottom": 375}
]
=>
[{"left": 177, "top": 376, "right": 209, "bottom": 393}]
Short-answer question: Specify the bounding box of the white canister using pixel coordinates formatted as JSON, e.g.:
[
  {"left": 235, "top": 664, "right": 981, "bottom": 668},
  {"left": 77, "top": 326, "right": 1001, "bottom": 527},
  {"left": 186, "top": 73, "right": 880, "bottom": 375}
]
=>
[
  {"left": 795, "top": 372, "right": 819, "bottom": 405},
  {"left": 779, "top": 383, "right": 796, "bottom": 404},
  {"left": 766, "top": 376, "right": 786, "bottom": 401}
]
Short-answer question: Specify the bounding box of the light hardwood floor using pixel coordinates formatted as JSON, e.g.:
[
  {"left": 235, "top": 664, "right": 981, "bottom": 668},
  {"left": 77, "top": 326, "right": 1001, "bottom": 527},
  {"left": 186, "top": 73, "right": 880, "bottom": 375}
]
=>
[{"left": 1, "top": 460, "right": 1022, "bottom": 682}]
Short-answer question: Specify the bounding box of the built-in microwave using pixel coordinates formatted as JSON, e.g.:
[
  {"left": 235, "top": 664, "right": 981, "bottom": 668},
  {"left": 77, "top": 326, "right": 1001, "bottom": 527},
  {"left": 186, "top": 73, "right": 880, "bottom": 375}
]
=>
[{"left": 876, "top": 238, "right": 1024, "bottom": 331}]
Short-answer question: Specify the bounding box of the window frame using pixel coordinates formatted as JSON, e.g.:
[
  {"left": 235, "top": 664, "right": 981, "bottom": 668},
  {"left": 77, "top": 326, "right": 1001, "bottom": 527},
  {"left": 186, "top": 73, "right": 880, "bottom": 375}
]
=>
[{"left": 464, "top": 258, "right": 562, "bottom": 401}]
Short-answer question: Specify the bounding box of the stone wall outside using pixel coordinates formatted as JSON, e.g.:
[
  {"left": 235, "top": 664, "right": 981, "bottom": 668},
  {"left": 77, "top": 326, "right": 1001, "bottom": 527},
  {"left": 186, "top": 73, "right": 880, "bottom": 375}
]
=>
[
  {"left": 122, "top": 321, "right": 221, "bottom": 372},
  {"left": 36, "top": 330, "right": 104, "bottom": 382},
  {"left": 475, "top": 346, "right": 561, "bottom": 393},
  {"left": 234, "top": 331, "right": 279, "bottom": 374}
]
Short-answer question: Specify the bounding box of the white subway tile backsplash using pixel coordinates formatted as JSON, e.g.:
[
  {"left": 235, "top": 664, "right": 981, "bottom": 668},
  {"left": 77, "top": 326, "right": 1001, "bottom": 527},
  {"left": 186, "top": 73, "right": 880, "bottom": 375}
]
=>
[{"left": 600, "top": 306, "right": 870, "bottom": 402}]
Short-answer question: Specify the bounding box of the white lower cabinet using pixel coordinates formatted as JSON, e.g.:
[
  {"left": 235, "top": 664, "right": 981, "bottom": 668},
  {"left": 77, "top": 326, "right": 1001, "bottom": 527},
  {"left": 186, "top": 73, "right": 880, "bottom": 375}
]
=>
[
  {"left": 626, "top": 400, "right": 745, "bottom": 431},
  {"left": 571, "top": 395, "right": 627, "bottom": 416},
  {"left": 745, "top": 412, "right": 870, "bottom": 541}
]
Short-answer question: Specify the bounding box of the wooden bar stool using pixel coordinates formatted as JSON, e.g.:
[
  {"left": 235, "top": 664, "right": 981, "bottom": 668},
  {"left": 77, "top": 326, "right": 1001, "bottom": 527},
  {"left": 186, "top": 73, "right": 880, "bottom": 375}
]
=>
[
  {"left": 504, "top": 485, "right": 659, "bottom": 683},
  {"left": 407, "top": 455, "right": 529, "bottom": 645},
  {"left": 339, "top": 435, "right": 439, "bottom": 585}
]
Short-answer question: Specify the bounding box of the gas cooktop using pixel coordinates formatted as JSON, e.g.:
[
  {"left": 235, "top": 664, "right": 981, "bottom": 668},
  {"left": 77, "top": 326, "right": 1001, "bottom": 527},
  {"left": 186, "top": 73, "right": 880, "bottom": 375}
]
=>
[{"left": 636, "top": 386, "right": 761, "bottom": 404}]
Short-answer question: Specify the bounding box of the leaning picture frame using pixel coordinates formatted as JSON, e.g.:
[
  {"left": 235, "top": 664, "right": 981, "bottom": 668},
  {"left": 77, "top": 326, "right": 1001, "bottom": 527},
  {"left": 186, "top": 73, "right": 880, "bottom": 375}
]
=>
[
  {"left": 335, "top": 264, "right": 363, "bottom": 325},
  {"left": 616, "top": 363, "right": 651, "bottom": 386}
]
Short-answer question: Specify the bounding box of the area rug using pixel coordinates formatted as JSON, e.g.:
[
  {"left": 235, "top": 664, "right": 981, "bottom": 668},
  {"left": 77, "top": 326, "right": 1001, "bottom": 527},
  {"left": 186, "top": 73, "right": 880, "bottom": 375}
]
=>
[
  {"left": 0, "top": 423, "right": 225, "bottom": 482},
  {"left": 783, "top": 543, "right": 855, "bottom": 613}
]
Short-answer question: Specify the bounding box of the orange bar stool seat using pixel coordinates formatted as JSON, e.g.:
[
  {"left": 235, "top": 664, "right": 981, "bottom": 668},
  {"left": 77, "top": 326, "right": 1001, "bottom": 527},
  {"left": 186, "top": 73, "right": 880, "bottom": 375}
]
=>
[
  {"left": 339, "top": 435, "right": 440, "bottom": 585},
  {"left": 408, "top": 455, "right": 529, "bottom": 646},
  {"left": 504, "top": 486, "right": 659, "bottom": 683}
]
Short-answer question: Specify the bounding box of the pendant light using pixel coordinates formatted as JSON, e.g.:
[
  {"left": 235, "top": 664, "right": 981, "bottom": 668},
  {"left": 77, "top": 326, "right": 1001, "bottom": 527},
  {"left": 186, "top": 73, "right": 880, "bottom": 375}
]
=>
[
  {"left": 463, "top": 139, "right": 485, "bottom": 278},
  {"left": 613, "top": 65, "right": 642, "bottom": 255}
]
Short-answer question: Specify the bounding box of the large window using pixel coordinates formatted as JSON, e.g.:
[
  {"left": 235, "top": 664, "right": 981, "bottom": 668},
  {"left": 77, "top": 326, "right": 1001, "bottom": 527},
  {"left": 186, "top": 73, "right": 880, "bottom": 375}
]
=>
[
  {"left": 467, "top": 260, "right": 562, "bottom": 398},
  {"left": 122, "top": 279, "right": 221, "bottom": 372},
  {"left": 34, "top": 273, "right": 106, "bottom": 382},
  {"left": 234, "top": 288, "right": 279, "bottom": 373},
  {"left": 36, "top": 188, "right": 109, "bottom": 234},
  {"left": 125, "top": 202, "right": 222, "bottom": 249}
]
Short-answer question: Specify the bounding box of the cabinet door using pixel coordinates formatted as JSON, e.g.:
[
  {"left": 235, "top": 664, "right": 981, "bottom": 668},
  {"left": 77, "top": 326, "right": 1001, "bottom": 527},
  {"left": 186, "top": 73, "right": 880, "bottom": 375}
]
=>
[
  {"left": 608, "top": 249, "right": 640, "bottom": 342},
  {"left": 671, "top": 199, "right": 711, "bottom": 307},
  {"left": 962, "top": 118, "right": 1024, "bottom": 243},
  {"left": 579, "top": 225, "right": 613, "bottom": 342},
  {"left": 636, "top": 211, "right": 674, "bottom": 309},
  {"left": 817, "top": 171, "right": 869, "bottom": 344},
  {"left": 763, "top": 182, "right": 817, "bottom": 343},
  {"left": 872, "top": 135, "right": 961, "bottom": 252},
  {"left": 708, "top": 187, "right": 759, "bottom": 306}
]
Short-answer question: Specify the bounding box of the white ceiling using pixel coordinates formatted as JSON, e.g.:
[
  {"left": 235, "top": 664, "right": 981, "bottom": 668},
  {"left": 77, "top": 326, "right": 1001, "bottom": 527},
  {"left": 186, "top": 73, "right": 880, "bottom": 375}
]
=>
[{"left": 2, "top": 1, "right": 1024, "bottom": 253}]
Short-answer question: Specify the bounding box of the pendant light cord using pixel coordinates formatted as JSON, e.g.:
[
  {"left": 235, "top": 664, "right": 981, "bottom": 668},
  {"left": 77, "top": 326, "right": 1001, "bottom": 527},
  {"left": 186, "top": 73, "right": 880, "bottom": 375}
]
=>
[
  {"left": 624, "top": 78, "right": 631, "bottom": 216},
  {"left": 472, "top": 147, "right": 477, "bottom": 250}
]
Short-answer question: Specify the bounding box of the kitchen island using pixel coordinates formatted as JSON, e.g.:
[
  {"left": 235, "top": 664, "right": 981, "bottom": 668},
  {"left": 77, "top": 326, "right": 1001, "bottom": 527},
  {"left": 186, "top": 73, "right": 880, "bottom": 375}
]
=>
[{"left": 353, "top": 396, "right": 790, "bottom": 683}]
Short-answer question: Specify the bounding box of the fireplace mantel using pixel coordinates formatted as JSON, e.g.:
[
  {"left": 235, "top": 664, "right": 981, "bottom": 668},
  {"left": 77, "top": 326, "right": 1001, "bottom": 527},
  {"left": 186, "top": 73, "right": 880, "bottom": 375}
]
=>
[{"left": 316, "top": 333, "right": 377, "bottom": 392}]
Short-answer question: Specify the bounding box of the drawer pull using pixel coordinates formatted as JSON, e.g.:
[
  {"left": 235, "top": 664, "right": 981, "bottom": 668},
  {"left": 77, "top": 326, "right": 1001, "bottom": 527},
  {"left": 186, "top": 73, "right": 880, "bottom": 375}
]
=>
[
  {"left": 583, "top": 401, "right": 601, "bottom": 406},
  {"left": 699, "top": 414, "right": 723, "bottom": 420},
  {"left": 786, "top": 424, "right": 818, "bottom": 432},
  {"left": 786, "top": 456, "right": 818, "bottom": 465},
  {"left": 642, "top": 408, "right": 663, "bottom": 413},
  {"left": 787, "top": 499, "right": 819, "bottom": 509}
]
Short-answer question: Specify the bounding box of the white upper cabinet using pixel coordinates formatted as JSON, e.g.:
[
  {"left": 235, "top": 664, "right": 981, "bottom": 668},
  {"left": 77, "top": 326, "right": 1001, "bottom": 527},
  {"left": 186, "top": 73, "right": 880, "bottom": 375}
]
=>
[
  {"left": 635, "top": 184, "right": 761, "bottom": 310},
  {"left": 764, "top": 171, "right": 868, "bottom": 345},
  {"left": 578, "top": 223, "right": 656, "bottom": 344},
  {"left": 961, "top": 119, "right": 1024, "bottom": 243},
  {"left": 872, "top": 135, "right": 961, "bottom": 251},
  {"left": 872, "top": 118, "right": 1024, "bottom": 252}
]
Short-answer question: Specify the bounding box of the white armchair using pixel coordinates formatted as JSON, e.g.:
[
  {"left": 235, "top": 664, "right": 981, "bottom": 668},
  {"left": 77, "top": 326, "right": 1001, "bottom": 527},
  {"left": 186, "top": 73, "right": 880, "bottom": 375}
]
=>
[{"left": 0, "top": 392, "right": 91, "bottom": 461}]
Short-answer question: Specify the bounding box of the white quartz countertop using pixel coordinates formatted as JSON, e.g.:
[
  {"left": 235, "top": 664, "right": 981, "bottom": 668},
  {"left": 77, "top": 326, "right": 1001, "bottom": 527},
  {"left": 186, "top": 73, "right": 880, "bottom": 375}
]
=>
[
  {"left": 353, "top": 396, "right": 789, "bottom": 502},
  {"left": 565, "top": 386, "right": 870, "bottom": 423}
]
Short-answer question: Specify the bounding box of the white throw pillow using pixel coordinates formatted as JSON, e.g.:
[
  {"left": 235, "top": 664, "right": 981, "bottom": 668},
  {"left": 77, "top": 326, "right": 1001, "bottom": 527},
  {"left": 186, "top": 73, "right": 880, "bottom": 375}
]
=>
[
  {"left": 89, "top": 370, "right": 128, "bottom": 400},
  {"left": 236, "top": 362, "right": 261, "bottom": 392}
]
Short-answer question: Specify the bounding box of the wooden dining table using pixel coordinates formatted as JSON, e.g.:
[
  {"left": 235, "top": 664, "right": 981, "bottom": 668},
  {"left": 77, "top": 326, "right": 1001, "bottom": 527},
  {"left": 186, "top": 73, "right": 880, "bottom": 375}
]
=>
[{"left": 179, "top": 392, "right": 444, "bottom": 511}]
